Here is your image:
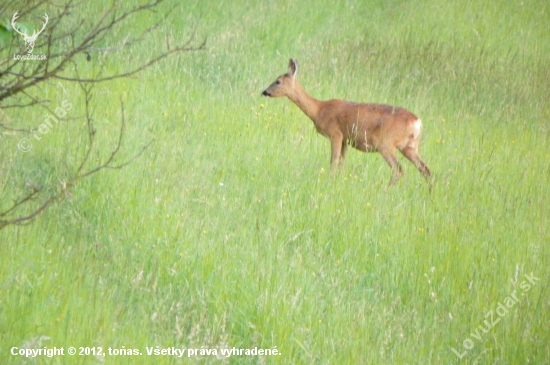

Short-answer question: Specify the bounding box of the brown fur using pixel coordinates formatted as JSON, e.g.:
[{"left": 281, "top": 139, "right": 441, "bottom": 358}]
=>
[{"left": 262, "top": 59, "right": 431, "bottom": 184}]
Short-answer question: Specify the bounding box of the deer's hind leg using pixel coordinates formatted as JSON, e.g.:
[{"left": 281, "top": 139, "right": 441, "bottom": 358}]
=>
[{"left": 400, "top": 146, "right": 431, "bottom": 179}]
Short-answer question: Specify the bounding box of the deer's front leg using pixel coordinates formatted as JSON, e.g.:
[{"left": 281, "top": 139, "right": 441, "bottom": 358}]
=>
[
  {"left": 340, "top": 141, "right": 348, "bottom": 162},
  {"left": 330, "top": 133, "right": 344, "bottom": 170}
]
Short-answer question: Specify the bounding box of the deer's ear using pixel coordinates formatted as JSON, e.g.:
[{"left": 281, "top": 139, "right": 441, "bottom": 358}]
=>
[{"left": 288, "top": 59, "right": 298, "bottom": 78}]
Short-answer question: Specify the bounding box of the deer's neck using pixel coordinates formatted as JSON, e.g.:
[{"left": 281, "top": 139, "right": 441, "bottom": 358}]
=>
[{"left": 287, "top": 83, "right": 321, "bottom": 122}]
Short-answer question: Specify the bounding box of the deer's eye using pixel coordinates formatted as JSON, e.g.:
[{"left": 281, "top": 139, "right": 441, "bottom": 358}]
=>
[{"left": 276, "top": 80, "right": 282, "bottom": 85}]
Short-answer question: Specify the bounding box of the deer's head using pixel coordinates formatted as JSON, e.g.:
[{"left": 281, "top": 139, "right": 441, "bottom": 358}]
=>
[{"left": 262, "top": 59, "right": 299, "bottom": 98}]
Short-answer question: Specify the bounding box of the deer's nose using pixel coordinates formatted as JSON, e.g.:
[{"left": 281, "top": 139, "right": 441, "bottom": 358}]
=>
[{"left": 262, "top": 90, "right": 271, "bottom": 97}]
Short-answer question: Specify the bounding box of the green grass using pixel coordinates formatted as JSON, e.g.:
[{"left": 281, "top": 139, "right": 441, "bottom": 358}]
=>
[{"left": 1, "top": 0, "right": 549, "bottom": 364}]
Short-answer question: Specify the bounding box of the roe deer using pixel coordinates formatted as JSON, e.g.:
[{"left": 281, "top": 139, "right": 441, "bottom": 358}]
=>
[{"left": 261, "top": 59, "right": 431, "bottom": 184}]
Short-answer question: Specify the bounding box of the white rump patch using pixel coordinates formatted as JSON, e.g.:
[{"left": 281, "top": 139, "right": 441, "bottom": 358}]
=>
[{"left": 412, "top": 119, "right": 422, "bottom": 139}]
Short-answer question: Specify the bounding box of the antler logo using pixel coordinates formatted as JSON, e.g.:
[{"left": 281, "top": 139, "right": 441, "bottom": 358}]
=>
[{"left": 11, "top": 11, "right": 49, "bottom": 54}]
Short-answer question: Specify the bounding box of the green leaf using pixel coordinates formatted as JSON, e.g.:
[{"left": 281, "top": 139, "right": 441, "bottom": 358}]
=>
[{"left": 0, "top": 23, "right": 14, "bottom": 47}]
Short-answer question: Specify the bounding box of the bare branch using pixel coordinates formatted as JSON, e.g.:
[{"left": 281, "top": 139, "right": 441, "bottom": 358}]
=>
[
  {"left": 0, "top": 0, "right": 205, "bottom": 103},
  {"left": 0, "top": 0, "right": 204, "bottom": 230},
  {"left": 55, "top": 39, "right": 206, "bottom": 83},
  {"left": 0, "top": 86, "right": 153, "bottom": 229}
]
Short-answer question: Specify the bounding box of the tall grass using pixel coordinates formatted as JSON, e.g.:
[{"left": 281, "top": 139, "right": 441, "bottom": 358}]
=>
[{"left": 1, "top": 0, "right": 549, "bottom": 364}]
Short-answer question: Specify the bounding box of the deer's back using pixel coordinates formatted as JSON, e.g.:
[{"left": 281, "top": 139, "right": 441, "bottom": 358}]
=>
[{"left": 318, "top": 100, "right": 420, "bottom": 150}]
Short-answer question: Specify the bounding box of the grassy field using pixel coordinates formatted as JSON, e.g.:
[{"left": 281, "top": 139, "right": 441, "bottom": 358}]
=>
[{"left": 1, "top": 0, "right": 549, "bottom": 364}]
